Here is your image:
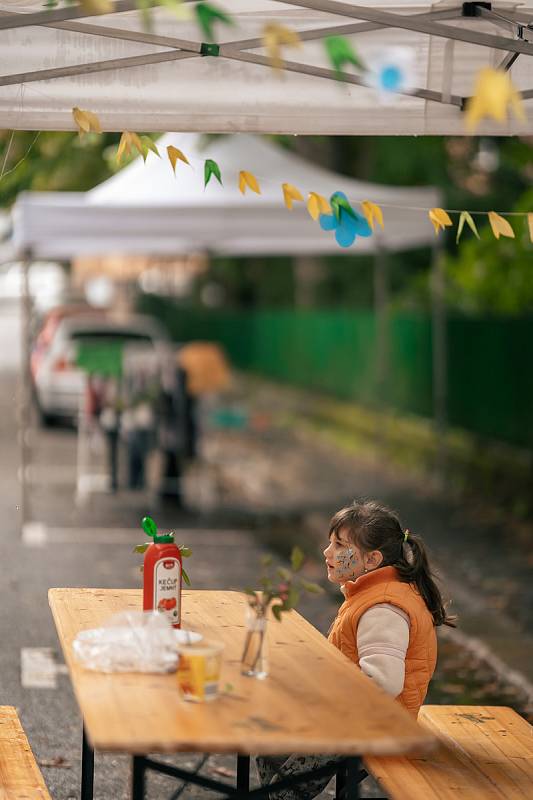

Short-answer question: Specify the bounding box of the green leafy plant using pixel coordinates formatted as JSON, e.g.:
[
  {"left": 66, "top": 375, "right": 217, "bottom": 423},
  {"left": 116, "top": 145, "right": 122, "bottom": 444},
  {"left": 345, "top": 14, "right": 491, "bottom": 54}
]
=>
[{"left": 243, "top": 546, "right": 323, "bottom": 622}]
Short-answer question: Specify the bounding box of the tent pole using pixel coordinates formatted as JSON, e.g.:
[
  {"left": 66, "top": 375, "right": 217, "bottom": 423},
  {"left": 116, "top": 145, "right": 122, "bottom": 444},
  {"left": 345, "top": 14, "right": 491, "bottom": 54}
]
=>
[
  {"left": 19, "top": 249, "right": 33, "bottom": 534},
  {"left": 431, "top": 242, "right": 448, "bottom": 486},
  {"left": 373, "top": 241, "right": 388, "bottom": 459}
]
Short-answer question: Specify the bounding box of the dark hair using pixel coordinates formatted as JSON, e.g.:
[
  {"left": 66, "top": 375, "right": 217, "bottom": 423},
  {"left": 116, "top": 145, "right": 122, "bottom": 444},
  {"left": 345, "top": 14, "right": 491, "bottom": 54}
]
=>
[{"left": 329, "top": 500, "right": 456, "bottom": 627}]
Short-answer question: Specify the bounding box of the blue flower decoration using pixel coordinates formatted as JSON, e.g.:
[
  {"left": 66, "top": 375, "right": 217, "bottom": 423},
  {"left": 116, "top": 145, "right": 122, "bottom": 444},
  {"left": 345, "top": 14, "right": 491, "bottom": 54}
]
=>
[{"left": 319, "top": 192, "right": 372, "bottom": 248}]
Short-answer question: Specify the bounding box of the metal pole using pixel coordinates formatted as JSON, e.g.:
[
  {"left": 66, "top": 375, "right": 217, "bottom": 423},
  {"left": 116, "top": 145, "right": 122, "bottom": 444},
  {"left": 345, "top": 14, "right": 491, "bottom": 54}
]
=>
[
  {"left": 431, "top": 242, "right": 448, "bottom": 485},
  {"left": 81, "top": 725, "right": 95, "bottom": 800},
  {"left": 236, "top": 755, "right": 250, "bottom": 793},
  {"left": 373, "top": 242, "right": 389, "bottom": 458},
  {"left": 18, "top": 249, "right": 32, "bottom": 533}
]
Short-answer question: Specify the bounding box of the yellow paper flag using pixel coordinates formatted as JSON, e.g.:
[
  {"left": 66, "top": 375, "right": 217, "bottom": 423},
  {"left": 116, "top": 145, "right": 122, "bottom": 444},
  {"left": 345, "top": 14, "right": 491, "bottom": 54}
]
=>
[
  {"left": 429, "top": 208, "right": 453, "bottom": 235},
  {"left": 361, "top": 200, "right": 384, "bottom": 231},
  {"left": 528, "top": 214, "right": 533, "bottom": 244},
  {"left": 282, "top": 183, "right": 304, "bottom": 210},
  {"left": 167, "top": 145, "right": 190, "bottom": 175},
  {"left": 239, "top": 170, "right": 261, "bottom": 195},
  {"left": 488, "top": 212, "right": 515, "bottom": 240},
  {"left": 72, "top": 107, "right": 102, "bottom": 136},
  {"left": 456, "top": 211, "right": 480, "bottom": 244},
  {"left": 116, "top": 131, "right": 144, "bottom": 163},
  {"left": 465, "top": 68, "right": 525, "bottom": 133},
  {"left": 263, "top": 23, "right": 301, "bottom": 71},
  {"left": 307, "top": 192, "right": 330, "bottom": 220},
  {"left": 80, "top": 0, "right": 113, "bottom": 14}
]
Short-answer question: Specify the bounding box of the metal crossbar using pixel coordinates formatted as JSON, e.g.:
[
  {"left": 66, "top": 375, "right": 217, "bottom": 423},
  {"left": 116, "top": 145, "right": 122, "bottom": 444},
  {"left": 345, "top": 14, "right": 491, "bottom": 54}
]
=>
[{"left": 0, "top": 1, "right": 531, "bottom": 111}]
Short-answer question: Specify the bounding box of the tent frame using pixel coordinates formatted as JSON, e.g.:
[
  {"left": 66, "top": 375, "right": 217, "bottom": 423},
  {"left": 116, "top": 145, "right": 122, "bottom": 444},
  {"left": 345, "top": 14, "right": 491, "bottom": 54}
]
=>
[{"left": 1, "top": 1, "right": 532, "bottom": 109}]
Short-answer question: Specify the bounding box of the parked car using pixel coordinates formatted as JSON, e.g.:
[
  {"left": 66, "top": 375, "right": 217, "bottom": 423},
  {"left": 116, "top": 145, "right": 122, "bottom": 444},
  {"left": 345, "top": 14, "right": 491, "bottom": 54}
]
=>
[
  {"left": 30, "top": 304, "right": 106, "bottom": 385},
  {"left": 32, "top": 313, "right": 170, "bottom": 426}
]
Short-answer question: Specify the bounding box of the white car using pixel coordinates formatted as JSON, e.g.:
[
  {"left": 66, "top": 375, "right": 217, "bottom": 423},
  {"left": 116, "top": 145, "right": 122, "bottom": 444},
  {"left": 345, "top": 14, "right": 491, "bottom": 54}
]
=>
[{"left": 33, "top": 314, "right": 171, "bottom": 425}]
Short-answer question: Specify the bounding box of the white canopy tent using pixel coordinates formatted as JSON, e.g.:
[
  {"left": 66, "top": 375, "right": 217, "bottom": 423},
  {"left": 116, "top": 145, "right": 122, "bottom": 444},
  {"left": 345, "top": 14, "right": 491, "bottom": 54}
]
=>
[
  {"left": 0, "top": 0, "right": 532, "bottom": 136},
  {"left": 12, "top": 132, "right": 441, "bottom": 259}
]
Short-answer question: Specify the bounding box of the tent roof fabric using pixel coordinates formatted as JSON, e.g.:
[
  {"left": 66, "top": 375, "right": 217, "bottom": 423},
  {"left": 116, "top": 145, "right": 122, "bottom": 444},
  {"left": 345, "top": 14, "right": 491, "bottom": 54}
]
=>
[
  {"left": 0, "top": 1, "right": 531, "bottom": 135},
  {"left": 12, "top": 132, "right": 441, "bottom": 258}
]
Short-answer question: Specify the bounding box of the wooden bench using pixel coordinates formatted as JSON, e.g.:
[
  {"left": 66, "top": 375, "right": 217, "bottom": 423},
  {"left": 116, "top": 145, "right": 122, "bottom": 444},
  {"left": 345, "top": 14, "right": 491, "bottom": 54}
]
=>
[
  {"left": 0, "top": 706, "right": 51, "bottom": 800},
  {"left": 364, "top": 705, "right": 533, "bottom": 799}
]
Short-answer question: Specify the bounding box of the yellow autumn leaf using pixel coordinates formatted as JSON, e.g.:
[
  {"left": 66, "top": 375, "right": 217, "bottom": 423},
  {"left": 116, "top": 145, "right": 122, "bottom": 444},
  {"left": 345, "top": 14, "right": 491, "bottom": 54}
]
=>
[
  {"left": 282, "top": 183, "right": 304, "bottom": 210},
  {"left": 72, "top": 107, "right": 102, "bottom": 135},
  {"left": 361, "top": 200, "right": 384, "bottom": 231},
  {"left": 263, "top": 23, "right": 301, "bottom": 71},
  {"left": 528, "top": 214, "right": 533, "bottom": 244},
  {"left": 488, "top": 212, "right": 515, "bottom": 240},
  {"left": 167, "top": 145, "right": 190, "bottom": 175},
  {"left": 429, "top": 207, "right": 453, "bottom": 236},
  {"left": 239, "top": 170, "right": 261, "bottom": 195},
  {"left": 116, "top": 131, "right": 144, "bottom": 163},
  {"left": 307, "top": 192, "right": 330, "bottom": 220},
  {"left": 465, "top": 68, "right": 525, "bottom": 133}
]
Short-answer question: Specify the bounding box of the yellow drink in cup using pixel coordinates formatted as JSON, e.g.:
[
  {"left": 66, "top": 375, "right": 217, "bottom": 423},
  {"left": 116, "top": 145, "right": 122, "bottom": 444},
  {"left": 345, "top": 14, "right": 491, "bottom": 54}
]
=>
[{"left": 176, "top": 641, "right": 224, "bottom": 702}]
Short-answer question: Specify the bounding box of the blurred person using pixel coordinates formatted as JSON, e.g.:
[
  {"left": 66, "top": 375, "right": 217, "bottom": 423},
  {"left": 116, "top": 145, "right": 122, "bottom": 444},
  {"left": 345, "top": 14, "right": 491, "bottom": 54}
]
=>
[
  {"left": 97, "top": 377, "right": 122, "bottom": 493},
  {"left": 256, "top": 500, "right": 455, "bottom": 799},
  {"left": 123, "top": 400, "right": 155, "bottom": 491}
]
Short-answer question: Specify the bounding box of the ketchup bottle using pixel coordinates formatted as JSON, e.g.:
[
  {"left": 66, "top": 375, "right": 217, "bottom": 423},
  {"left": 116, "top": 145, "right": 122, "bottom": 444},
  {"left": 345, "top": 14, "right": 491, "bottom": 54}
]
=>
[{"left": 142, "top": 516, "right": 182, "bottom": 629}]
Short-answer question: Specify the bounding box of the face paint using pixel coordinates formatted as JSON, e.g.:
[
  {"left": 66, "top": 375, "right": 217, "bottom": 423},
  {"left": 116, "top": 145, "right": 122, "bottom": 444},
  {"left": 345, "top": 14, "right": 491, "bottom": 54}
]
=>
[{"left": 324, "top": 536, "right": 363, "bottom": 584}]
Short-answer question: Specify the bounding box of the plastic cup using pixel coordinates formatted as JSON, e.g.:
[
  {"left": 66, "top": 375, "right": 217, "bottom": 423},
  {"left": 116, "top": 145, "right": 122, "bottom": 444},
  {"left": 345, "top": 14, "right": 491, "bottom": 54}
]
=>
[{"left": 176, "top": 641, "right": 224, "bottom": 702}]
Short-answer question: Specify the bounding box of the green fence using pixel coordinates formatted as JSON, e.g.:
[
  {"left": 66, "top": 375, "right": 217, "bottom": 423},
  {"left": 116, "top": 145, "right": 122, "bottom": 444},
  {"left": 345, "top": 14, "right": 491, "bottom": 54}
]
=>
[{"left": 141, "top": 295, "right": 533, "bottom": 448}]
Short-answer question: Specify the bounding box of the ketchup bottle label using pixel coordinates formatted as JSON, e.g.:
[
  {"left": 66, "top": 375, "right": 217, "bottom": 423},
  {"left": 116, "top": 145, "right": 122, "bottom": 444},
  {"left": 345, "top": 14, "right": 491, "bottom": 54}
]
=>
[{"left": 154, "top": 557, "right": 182, "bottom": 626}]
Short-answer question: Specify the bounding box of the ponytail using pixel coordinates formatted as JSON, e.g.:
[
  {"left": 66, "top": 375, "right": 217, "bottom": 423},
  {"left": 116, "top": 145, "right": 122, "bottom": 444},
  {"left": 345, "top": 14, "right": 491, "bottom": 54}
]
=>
[
  {"left": 329, "top": 500, "right": 456, "bottom": 627},
  {"left": 395, "top": 531, "right": 456, "bottom": 627}
]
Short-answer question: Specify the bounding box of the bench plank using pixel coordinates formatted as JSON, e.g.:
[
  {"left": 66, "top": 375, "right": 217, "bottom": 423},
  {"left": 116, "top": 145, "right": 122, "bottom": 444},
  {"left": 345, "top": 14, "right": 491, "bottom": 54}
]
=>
[
  {"left": 364, "top": 705, "right": 533, "bottom": 800},
  {"left": 0, "top": 707, "right": 51, "bottom": 800}
]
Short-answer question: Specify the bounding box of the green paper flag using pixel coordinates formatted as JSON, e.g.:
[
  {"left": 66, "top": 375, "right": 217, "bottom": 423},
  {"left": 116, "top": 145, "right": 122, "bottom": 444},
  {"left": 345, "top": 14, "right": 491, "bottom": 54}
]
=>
[
  {"left": 204, "top": 158, "right": 222, "bottom": 187},
  {"left": 140, "top": 135, "right": 160, "bottom": 162},
  {"left": 196, "top": 2, "right": 233, "bottom": 42},
  {"left": 456, "top": 211, "right": 480, "bottom": 244},
  {"left": 324, "top": 36, "right": 365, "bottom": 77},
  {"left": 331, "top": 193, "right": 357, "bottom": 222}
]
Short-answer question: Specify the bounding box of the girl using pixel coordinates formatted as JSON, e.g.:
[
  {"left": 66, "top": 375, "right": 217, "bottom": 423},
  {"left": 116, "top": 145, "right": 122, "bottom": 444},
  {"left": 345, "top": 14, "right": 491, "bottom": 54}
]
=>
[{"left": 257, "top": 499, "right": 454, "bottom": 799}]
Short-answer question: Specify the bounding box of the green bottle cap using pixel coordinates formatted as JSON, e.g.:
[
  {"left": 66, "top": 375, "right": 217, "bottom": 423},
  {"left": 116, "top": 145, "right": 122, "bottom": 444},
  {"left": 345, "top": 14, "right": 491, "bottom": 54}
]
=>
[{"left": 142, "top": 516, "right": 174, "bottom": 544}]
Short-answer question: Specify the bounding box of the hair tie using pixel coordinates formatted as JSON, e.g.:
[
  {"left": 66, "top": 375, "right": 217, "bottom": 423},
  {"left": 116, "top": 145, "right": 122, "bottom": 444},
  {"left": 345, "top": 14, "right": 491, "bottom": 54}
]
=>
[{"left": 403, "top": 529, "right": 410, "bottom": 543}]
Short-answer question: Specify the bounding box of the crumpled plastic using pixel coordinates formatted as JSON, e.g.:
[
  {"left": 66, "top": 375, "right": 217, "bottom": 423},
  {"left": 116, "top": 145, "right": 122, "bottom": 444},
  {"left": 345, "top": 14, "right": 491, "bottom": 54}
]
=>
[{"left": 72, "top": 611, "right": 180, "bottom": 673}]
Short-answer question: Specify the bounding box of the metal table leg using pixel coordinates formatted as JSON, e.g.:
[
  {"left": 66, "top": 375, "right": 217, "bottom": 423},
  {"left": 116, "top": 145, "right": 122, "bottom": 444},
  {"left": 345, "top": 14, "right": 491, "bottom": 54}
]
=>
[
  {"left": 236, "top": 755, "right": 250, "bottom": 793},
  {"left": 81, "top": 725, "right": 94, "bottom": 800},
  {"left": 345, "top": 758, "right": 361, "bottom": 800},
  {"left": 132, "top": 755, "right": 147, "bottom": 800}
]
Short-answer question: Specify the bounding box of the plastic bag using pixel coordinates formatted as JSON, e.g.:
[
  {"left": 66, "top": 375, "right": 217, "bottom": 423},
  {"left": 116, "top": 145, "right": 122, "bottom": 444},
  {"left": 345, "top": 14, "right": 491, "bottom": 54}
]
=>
[{"left": 72, "top": 611, "right": 200, "bottom": 674}]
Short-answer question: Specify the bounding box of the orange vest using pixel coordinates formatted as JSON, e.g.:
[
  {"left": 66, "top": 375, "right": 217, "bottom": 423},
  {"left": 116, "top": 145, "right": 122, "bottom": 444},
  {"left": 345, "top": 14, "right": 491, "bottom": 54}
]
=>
[{"left": 328, "top": 565, "right": 437, "bottom": 717}]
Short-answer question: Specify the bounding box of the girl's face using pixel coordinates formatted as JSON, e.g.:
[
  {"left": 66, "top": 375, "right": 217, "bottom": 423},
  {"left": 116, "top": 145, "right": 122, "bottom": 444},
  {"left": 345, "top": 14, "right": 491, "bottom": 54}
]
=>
[{"left": 323, "top": 527, "right": 366, "bottom": 585}]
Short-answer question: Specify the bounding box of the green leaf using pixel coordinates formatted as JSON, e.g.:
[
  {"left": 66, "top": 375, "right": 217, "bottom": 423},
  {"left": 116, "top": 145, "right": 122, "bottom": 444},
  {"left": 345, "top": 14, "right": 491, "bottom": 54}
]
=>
[
  {"left": 244, "top": 588, "right": 257, "bottom": 597},
  {"left": 178, "top": 545, "right": 192, "bottom": 558},
  {"left": 272, "top": 604, "right": 283, "bottom": 622},
  {"left": 195, "top": 2, "right": 233, "bottom": 42},
  {"left": 140, "top": 135, "right": 160, "bottom": 161},
  {"left": 133, "top": 543, "right": 150, "bottom": 554},
  {"left": 324, "top": 36, "right": 365, "bottom": 78},
  {"left": 287, "top": 586, "right": 300, "bottom": 609},
  {"left": 142, "top": 516, "right": 157, "bottom": 538},
  {"left": 456, "top": 211, "right": 480, "bottom": 244},
  {"left": 290, "top": 546, "right": 305, "bottom": 572},
  {"left": 182, "top": 567, "right": 191, "bottom": 586},
  {"left": 277, "top": 566, "right": 291, "bottom": 581},
  {"left": 331, "top": 194, "right": 357, "bottom": 222},
  {"left": 204, "top": 158, "right": 222, "bottom": 187},
  {"left": 300, "top": 579, "right": 324, "bottom": 595}
]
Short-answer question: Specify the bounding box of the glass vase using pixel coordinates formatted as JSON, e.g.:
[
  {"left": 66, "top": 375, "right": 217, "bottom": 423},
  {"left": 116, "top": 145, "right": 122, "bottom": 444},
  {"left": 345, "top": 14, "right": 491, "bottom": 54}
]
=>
[{"left": 241, "top": 605, "right": 269, "bottom": 679}]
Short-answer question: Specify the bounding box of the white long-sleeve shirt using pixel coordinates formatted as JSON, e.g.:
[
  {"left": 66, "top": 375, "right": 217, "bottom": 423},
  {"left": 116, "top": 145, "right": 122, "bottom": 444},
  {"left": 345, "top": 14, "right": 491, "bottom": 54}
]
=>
[{"left": 356, "top": 603, "right": 410, "bottom": 697}]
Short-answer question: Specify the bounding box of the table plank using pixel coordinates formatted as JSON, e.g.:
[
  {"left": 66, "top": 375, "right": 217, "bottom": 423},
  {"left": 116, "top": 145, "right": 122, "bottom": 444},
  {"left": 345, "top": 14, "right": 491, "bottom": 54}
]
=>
[{"left": 49, "top": 588, "right": 435, "bottom": 757}]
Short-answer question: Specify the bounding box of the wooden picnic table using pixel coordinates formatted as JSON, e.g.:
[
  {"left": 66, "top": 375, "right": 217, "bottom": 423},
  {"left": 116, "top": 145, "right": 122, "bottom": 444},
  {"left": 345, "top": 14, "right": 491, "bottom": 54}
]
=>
[{"left": 49, "top": 588, "right": 435, "bottom": 799}]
